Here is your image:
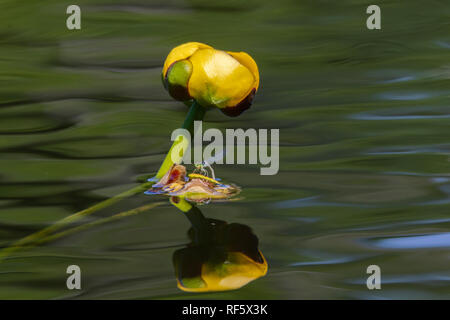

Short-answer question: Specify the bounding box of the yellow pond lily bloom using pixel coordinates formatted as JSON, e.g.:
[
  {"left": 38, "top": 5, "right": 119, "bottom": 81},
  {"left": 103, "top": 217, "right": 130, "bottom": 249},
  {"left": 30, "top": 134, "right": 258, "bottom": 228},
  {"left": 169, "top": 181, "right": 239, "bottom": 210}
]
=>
[{"left": 162, "top": 42, "right": 259, "bottom": 117}]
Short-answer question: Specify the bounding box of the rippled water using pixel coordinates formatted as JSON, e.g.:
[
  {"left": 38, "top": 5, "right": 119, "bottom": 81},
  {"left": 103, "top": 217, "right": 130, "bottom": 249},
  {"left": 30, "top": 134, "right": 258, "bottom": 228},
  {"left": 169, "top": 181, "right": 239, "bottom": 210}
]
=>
[{"left": 0, "top": 0, "right": 449, "bottom": 299}]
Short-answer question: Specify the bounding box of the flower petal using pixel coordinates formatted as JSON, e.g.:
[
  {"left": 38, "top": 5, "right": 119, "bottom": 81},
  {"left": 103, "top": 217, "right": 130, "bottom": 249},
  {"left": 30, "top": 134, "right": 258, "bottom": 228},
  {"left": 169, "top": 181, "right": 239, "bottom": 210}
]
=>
[
  {"left": 226, "top": 51, "right": 259, "bottom": 91},
  {"left": 165, "top": 60, "right": 193, "bottom": 101},
  {"left": 188, "top": 48, "right": 255, "bottom": 109},
  {"left": 162, "top": 42, "right": 212, "bottom": 77}
]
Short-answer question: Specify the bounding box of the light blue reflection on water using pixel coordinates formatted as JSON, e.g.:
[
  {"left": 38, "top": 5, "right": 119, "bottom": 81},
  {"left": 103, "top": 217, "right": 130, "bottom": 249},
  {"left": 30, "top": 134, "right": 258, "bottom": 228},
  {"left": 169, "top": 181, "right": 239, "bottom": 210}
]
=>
[
  {"left": 290, "top": 257, "right": 353, "bottom": 266},
  {"left": 373, "top": 233, "right": 450, "bottom": 249},
  {"left": 348, "top": 273, "right": 450, "bottom": 285},
  {"left": 377, "top": 92, "right": 433, "bottom": 101}
]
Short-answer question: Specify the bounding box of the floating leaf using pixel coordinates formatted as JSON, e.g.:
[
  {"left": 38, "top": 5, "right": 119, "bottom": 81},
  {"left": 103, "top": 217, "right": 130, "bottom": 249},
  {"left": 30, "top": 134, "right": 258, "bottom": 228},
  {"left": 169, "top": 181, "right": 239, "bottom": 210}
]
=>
[{"left": 145, "top": 164, "right": 240, "bottom": 204}]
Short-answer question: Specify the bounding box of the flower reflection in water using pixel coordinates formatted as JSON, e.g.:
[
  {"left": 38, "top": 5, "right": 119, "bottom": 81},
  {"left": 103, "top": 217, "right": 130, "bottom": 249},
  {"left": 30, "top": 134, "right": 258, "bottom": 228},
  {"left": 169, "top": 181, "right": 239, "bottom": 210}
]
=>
[{"left": 172, "top": 198, "right": 267, "bottom": 292}]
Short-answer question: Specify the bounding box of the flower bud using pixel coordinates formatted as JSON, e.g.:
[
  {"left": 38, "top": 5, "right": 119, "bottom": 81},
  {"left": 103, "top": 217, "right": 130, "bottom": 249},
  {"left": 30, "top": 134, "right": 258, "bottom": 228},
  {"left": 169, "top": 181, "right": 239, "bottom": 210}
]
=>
[{"left": 162, "top": 42, "right": 259, "bottom": 117}]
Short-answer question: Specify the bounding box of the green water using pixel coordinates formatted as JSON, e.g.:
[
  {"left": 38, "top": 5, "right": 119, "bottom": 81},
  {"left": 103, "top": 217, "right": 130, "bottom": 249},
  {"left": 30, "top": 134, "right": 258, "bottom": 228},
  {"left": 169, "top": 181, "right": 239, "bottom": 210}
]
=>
[{"left": 0, "top": 0, "right": 449, "bottom": 299}]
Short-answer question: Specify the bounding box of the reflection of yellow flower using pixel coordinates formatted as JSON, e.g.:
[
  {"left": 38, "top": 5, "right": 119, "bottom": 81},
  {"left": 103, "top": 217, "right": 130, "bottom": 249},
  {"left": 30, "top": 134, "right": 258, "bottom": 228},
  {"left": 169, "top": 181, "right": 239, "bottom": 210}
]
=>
[
  {"left": 162, "top": 42, "right": 259, "bottom": 117},
  {"left": 175, "top": 250, "right": 268, "bottom": 293},
  {"left": 173, "top": 215, "right": 268, "bottom": 293}
]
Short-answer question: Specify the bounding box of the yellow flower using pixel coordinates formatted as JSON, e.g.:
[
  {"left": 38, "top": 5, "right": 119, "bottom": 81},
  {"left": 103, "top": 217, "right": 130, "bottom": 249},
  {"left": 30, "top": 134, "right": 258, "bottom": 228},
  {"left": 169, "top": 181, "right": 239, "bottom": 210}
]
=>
[{"left": 162, "top": 42, "right": 259, "bottom": 117}]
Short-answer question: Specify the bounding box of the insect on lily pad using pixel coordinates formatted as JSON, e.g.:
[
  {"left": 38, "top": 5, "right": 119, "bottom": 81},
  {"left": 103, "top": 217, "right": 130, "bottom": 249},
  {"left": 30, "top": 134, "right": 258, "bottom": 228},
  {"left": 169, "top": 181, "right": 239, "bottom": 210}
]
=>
[{"left": 145, "top": 164, "right": 241, "bottom": 204}]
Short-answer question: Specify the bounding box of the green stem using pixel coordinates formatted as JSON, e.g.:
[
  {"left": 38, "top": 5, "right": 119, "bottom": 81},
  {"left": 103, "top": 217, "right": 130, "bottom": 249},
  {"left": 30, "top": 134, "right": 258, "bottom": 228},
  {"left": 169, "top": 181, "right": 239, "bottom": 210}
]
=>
[
  {"left": 0, "top": 182, "right": 153, "bottom": 260},
  {"left": 30, "top": 202, "right": 163, "bottom": 248},
  {"left": 155, "top": 101, "right": 205, "bottom": 179}
]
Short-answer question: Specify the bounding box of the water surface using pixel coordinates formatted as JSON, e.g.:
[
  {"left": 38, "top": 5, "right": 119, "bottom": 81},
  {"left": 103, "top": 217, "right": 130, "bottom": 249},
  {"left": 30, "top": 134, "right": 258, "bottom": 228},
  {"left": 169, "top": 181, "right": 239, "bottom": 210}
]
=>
[{"left": 0, "top": 0, "right": 449, "bottom": 299}]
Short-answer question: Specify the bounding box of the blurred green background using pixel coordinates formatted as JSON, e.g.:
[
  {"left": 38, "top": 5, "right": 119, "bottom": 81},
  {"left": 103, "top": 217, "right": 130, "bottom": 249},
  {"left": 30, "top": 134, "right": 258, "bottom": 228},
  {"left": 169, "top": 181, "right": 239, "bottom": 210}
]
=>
[{"left": 0, "top": 0, "right": 449, "bottom": 299}]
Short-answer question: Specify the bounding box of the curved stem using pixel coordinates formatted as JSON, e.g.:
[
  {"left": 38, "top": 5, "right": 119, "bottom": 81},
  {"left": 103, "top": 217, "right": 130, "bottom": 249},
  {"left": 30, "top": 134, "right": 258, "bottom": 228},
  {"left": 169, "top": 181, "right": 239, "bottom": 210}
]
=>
[
  {"left": 170, "top": 197, "right": 210, "bottom": 244},
  {"left": 155, "top": 101, "right": 205, "bottom": 179},
  {"left": 0, "top": 182, "right": 153, "bottom": 260},
  {"left": 30, "top": 202, "right": 163, "bottom": 248}
]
